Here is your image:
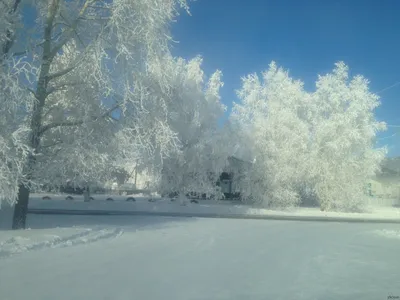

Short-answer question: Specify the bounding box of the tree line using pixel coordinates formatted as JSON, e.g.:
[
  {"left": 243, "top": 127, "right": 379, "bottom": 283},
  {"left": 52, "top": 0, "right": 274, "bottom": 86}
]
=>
[{"left": 0, "top": 0, "right": 386, "bottom": 229}]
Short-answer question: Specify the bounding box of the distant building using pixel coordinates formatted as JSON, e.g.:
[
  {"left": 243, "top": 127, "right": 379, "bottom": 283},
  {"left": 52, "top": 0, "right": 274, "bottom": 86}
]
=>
[
  {"left": 158, "top": 156, "right": 253, "bottom": 200},
  {"left": 217, "top": 156, "right": 253, "bottom": 199},
  {"left": 365, "top": 157, "right": 400, "bottom": 206}
]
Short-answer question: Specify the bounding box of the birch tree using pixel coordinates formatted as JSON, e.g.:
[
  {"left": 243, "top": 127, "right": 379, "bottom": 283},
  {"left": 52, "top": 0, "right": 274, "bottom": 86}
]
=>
[
  {"left": 232, "top": 62, "right": 386, "bottom": 211},
  {"left": 0, "top": 0, "right": 30, "bottom": 208},
  {"left": 1, "top": 0, "right": 189, "bottom": 229},
  {"left": 155, "top": 56, "right": 227, "bottom": 202},
  {"left": 232, "top": 62, "right": 310, "bottom": 207},
  {"left": 308, "top": 62, "right": 387, "bottom": 211}
]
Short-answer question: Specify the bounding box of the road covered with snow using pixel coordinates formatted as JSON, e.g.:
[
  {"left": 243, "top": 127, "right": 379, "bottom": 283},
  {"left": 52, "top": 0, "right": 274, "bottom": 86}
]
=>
[
  {"left": 1, "top": 214, "right": 400, "bottom": 300},
  {"left": 21, "top": 193, "right": 400, "bottom": 223}
]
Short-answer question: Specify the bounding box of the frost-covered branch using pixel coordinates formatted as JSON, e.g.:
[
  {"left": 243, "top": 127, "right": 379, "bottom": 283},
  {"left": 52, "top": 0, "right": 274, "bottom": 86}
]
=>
[
  {"left": 0, "top": 0, "right": 21, "bottom": 59},
  {"left": 48, "top": 0, "right": 97, "bottom": 60},
  {"left": 39, "top": 103, "right": 120, "bottom": 135},
  {"left": 46, "top": 81, "right": 86, "bottom": 94},
  {"left": 47, "top": 64, "right": 80, "bottom": 81}
]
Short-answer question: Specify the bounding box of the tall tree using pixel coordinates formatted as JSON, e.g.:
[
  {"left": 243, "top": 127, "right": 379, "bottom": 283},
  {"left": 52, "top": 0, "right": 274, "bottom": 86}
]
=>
[
  {"left": 307, "top": 62, "right": 387, "bottom": 211},
  {"left": 155, "top": 55, "right": 227, "bottom": 202},
  {"left": 0, "top": 0, "right": 29, "bottom": 209},
  {"left": 231, "top": 62, "right": 386, "bottom": 211},
  {"left": 0, "top": 0, "right": 189, "bottom": 229},
  {"left": 232, "top": 62, "right": 311, "bottom": 207}
]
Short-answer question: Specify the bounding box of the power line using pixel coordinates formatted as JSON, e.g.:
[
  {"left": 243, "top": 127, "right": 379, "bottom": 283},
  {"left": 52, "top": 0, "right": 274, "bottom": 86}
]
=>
[
  {"left": 377, "top": 132, "right": 397, "bottom": 140},
  {"left": 377, "top": 81, "right": 400, "bottom": 94}
]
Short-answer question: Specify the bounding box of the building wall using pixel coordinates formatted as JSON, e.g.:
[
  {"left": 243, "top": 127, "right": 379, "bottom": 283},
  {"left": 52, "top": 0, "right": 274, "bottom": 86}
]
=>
[{"left": 365, "top": 176, "right": 400, "bottom": 207}]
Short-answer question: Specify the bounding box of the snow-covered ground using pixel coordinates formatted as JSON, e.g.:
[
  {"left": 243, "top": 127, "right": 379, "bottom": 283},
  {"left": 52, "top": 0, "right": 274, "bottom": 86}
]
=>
[
  {"left": 23, "top": 193, "right": 400, "bottom": 222},
  {"left": 0, "top": 226, "right": 122, "bottom": 258},
  {"left": 1, "top": 213, "right": 400, "bottom": 300}
]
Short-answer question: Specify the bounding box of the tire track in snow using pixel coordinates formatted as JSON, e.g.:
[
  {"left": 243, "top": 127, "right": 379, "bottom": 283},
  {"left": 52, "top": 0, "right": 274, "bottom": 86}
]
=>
[
  {"left": 372, "top": 229, "right": 400, "bottom": 240},
  {"left": 0, "top": 227, "right": 123, "bottom": 258}
]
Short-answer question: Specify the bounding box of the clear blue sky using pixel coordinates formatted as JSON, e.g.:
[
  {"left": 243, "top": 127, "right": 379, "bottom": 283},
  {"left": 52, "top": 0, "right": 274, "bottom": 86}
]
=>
[{"left": 171, "top": 0, "right": 400, "bottom": 156}]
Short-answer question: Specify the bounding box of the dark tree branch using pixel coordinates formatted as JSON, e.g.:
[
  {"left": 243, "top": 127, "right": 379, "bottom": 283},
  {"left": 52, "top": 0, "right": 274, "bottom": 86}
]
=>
[
  {"left": 39, "top": 103, "right": 120, "bottom": 136},
  {"left": 48, "top": 0, "right": 96, "bottom": 60},
  {"left": 47, "top": 64, "right": 79, "bottom": 81},
  {"left": 47, "top": 81, "right": 86, "bottom": 95},
  {"left": 54, "top": 21, "right": 72, "bottom": 28},
  {"left": 78, "top": 16, "right": 110, "bottom": 21},
  {"left": 39, "top": 139, "right": 64, "bottom": 149},
  {"left": 27, "top": 87, "right": 36, "bottom": 96},
  {"left": 12, "top": 38, "right": 54, "bottom": 57}
]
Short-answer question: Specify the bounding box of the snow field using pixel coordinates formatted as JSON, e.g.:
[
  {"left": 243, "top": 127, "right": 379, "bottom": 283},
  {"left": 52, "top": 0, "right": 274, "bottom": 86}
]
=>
[{"left": 1, "top": 214, "right": 400, "bottom": 300}]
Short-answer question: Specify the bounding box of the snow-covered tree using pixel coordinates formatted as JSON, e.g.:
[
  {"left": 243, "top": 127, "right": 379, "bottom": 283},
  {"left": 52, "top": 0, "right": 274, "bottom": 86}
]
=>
[
  {"left": 155, "top": 55, "right": 228, "bottom": 202},
  {"left": 307, "top": 62, "right": 387, "bottom": 211},
  {"left": 0, "top": 0, "right": 190, "bottom": 229},
  {"left": 0, "top": 0, "right": 30, "bottom": 208},
  {"left": 0, "top": 60, "right": 31, "bottom": 209},
  {"left": 232, "top": 61, "right": 386, "bottom": 211},
  {"left": 232, "top": 62, "right": 311, "bottom": 207}
]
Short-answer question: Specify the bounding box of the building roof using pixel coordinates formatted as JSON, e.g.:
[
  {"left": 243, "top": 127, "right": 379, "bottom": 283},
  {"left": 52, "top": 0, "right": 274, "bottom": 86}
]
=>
[
  {"left": 227, "top": 156, "right": 253, "bottom": 169},
  {"left": 381, "top": 157, "right": 400, "bottom": 175}
]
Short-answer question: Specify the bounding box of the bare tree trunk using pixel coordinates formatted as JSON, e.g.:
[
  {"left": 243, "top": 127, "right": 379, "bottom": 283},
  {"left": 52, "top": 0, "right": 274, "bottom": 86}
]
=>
[
  {"left": 11, "top": 134, "right": 41, "bottom": 229},
  {"left": 12, "top": 152, "right": 37, "bottom": 229},
  {"left": 83, "top": 186, "right": 90, "bottom": 202},
  {"left": 179, "top": 192, "right": 186, "bottom": 206},
  {"left": 12, "top": 183, "right": 30, "bottom": 229},
  {"left": 134, "top": 166, "right": 137, "bottom": 187},
  {"left": 11, "top": 0, "right": 60, "bottom": 229}
]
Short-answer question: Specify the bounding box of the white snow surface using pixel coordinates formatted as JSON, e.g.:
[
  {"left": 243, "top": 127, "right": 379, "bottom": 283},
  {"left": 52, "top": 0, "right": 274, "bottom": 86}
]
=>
[
  {"left": 1, "top": 213, "right": 400, "bottom": 300},
  {"left": 25, "top": 193, "right": 400, "bottom": 221},
  {"left": 0, "top": 226, "right": 122, "bottom": 257}
]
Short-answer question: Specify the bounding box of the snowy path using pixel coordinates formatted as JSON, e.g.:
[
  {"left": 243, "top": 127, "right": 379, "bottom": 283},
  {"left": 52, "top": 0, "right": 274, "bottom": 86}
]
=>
[{"left": 1, "top": 215, "right": 400, "bottom": 300}]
